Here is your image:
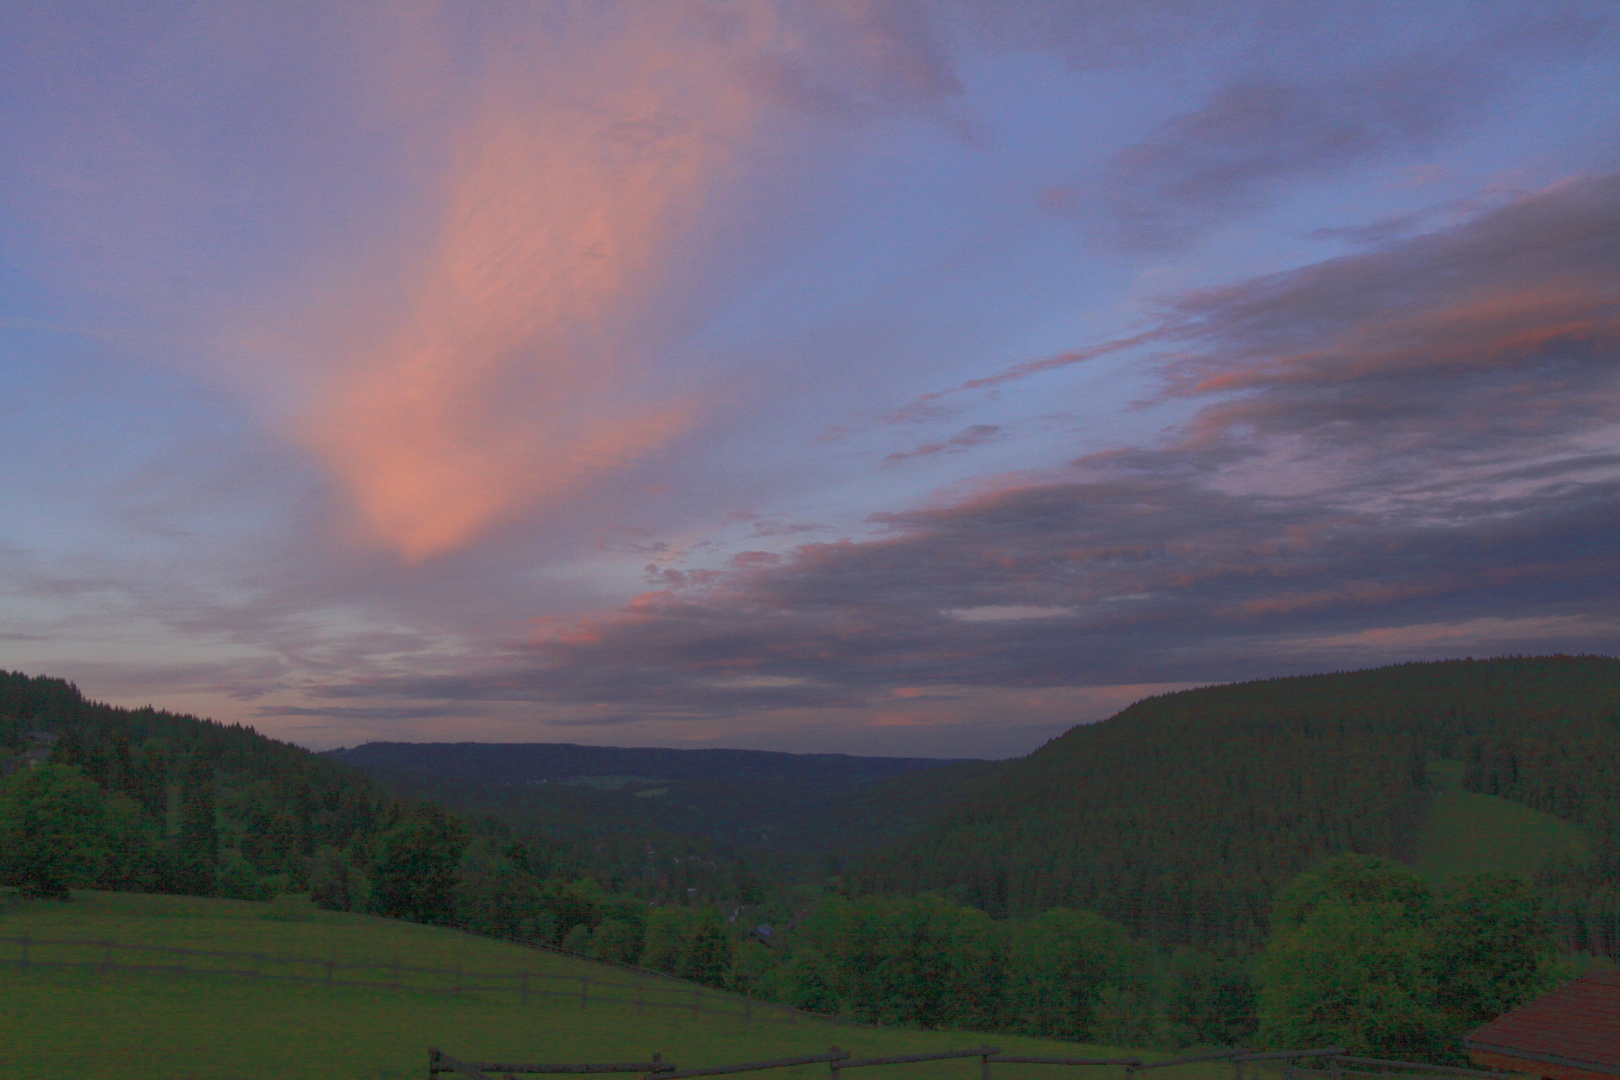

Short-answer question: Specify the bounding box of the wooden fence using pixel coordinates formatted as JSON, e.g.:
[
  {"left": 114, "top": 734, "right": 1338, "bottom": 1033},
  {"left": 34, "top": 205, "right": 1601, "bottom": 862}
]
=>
[
  {"left": 0, "top": 932, "right": 843, "bottom": 1027},
  {"left": 430, "top": 1048, "right": 1533, "bottom": 1080}
]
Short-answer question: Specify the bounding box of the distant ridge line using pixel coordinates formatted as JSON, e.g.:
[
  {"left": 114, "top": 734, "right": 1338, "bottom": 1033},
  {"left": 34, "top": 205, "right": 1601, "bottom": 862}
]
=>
[{"left": 323, "top": 741, "right": 977, "bottom": 787}]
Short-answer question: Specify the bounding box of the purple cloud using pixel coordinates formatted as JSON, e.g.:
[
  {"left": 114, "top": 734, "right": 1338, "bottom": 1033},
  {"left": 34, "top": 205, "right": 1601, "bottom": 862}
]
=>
[
  {"left": 884, "top": 424, "right": 1005, "bottom": 462},
  {"left": 1088, "top": 13, "right": 1601, "bottom": 249},
  {"left": 305, "top": 175, "right": 1620, "bottom": 723}
]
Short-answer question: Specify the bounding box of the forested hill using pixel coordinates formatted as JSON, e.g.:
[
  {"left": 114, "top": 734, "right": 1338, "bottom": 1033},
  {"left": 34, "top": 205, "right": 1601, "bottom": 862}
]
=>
[
  {"left": 0, "top": 669, "right": 391, "bottom": 898},
  {"left": 0, "top": 671, "right": 796, "bottom": 907},
  {"left": 853, "top": 655, "right": 1620, "bottom": 951}
]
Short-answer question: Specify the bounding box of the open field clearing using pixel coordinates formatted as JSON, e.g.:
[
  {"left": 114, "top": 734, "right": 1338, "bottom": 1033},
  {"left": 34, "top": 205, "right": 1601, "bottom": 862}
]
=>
[
  {"left": 1409, "top": 761, "right": 1591, "bottom": 884},
  {"left": 0, "top": 892, "right": 1245, "bottom": 1080}
]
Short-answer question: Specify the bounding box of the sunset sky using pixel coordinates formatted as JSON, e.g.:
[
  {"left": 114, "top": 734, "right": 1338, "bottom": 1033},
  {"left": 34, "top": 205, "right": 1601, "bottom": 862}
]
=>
[{"left": 2, "top": 2, "right": 1617, "bottom": 758}]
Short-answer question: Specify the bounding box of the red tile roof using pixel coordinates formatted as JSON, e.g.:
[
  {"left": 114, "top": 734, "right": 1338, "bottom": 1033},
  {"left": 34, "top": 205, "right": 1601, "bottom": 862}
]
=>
[{"left": 1465, "top": 969, "right": 1620, "bottom": 1076}]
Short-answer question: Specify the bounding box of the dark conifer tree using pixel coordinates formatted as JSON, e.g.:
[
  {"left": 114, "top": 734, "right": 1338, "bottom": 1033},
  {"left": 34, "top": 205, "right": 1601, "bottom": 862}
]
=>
[{"left": 175, "top": 754, "right": 218, "bottom": 895}]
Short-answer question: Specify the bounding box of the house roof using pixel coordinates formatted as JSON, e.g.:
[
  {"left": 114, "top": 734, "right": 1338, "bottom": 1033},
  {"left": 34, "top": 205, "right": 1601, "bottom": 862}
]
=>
[{"left": 1466, "top": 968, "right": 1620, "bottom": 1076}]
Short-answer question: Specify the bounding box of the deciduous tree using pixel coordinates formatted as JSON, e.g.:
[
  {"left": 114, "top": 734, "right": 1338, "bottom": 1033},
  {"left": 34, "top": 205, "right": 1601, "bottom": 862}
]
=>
[{"left": 0, "top": 763, "right": 108, "bottom": 898}]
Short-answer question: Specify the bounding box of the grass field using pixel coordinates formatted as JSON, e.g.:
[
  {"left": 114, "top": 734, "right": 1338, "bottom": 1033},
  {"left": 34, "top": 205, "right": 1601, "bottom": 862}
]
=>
[
  {"left": 0, "top": 891, "right": 1246, "bottom": 1080},
  {"left": 1409, "top": 760, "right": 1590, "bottom": 884}
]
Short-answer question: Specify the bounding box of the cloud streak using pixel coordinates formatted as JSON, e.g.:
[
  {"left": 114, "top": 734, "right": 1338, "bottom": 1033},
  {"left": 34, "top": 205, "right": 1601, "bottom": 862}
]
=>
[
  {"left": 324, "top": 174, "right": 1620, "bottom": 716},
  {"left": 288, "top": 11, "right": 776, "bottom": 560},
  {"left": 1086, "top": 10, "right": 1602, "bottom": 250}
]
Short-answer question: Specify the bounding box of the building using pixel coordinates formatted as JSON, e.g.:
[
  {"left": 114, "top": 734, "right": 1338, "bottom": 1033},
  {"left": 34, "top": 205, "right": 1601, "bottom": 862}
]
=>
[{"left": 1465, "top": 968, "right": 1620, "bottom": 1080}]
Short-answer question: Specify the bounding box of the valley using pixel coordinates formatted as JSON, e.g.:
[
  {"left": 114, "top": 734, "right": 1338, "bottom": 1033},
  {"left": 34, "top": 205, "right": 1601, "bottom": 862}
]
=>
[{"left": 5, "top": 655, "right": 1620, "bottom": 1070}]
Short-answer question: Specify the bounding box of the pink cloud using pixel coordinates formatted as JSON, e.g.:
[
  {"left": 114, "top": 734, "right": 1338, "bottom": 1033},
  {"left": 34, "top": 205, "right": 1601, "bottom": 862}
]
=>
[{"left": 286, "top": 20, "right": 777, "bottom": 559}]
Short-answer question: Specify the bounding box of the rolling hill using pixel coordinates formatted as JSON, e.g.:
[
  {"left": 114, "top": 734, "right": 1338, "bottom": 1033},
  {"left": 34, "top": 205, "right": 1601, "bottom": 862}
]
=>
[
  {"left": 0, "top": 890, "right": 1208, "bottom": 1080},
  {"left": 853, "top": 656, "right": 1620, "bottom": 950}
]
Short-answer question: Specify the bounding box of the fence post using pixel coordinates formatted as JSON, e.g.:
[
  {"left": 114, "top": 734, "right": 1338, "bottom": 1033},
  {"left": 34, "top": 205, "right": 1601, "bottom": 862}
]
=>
[
  {"left": 1329, "top": 1060, "right": 1343, "bottom": 1080},
  {"left": 1235, "top": 1060, "right": 1245, "bottom": 1080},
  {"left": 829, "top": 1046, "right": 843, "bottom": 1080},
  {"left": 428, "top": 1048, "right": 441, "bottom": 1080},
  {"left": 981, "top": 1047, "right": 993, "bottom": 1080}
]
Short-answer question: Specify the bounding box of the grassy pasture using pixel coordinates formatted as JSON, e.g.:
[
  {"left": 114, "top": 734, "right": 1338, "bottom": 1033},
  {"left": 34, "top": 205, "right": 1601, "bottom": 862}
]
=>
[
  {"left": 1409, "top": 760, "right": 1590, "bottom": 884},
  {"left": 0, "top": 892, "right": 1241, "bottom": 1080}
]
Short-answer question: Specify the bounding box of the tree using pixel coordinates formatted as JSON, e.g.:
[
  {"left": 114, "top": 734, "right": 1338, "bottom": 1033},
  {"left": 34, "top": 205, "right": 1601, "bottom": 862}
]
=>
[
  {"left": 368, "top": 802, "right": 467, "bottom": 924},
  {"left": 643, "top": 907, "right": 732, "bottom": 987},
  {"left": 0, "top": 763, "right": 108, "bottom": 898},
  {"left": 1258, "top": 897, "right": 1445, "bottom": 1057},
  {"left": 308, "top": 844, "right": 369, "bottom": 912},
  {"left": 93, "top": 792, "right": 164, "bottom": 892},
  {"left": 1270, "top": 853, "right": 1433, "bottom": 930},
  {"left": 1002, "top": 906, "right": 1135, "bottom": 1040},
  {"left": 175, "top": 754, "right": 218, "bottom": 895},
  {"left": 1257, "top": 855, "right": 1563, "bottom": 1061},
  {"left": 1432, "top": 875, "right": 1561, "bottom": 1030},
  {"left": 116, "top": 742, "right": 167, "bottom": 822},
  {"left": 455, "top": 848, "right": 545, "bottom": 942},
  {"left": 541, "top": 877, "right": 607, "bottom": 946},
  {"left": 589, "top": 918, "right": 644, "bottom": 964},
  {"left": 1160, "top": 947, "right": 1257, "bottom": 1048},
  {"left": 804, "top": 894, "right": 1002, "bottom": 1030}
]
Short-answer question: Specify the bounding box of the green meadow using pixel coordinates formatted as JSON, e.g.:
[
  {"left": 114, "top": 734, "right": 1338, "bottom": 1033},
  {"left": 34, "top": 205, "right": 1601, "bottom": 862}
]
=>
[
  {"left": 0, "top": 892, "right": 1245, "bottom": 1080},
  {"left": 1408, "top": 760, "right": 1590, "bottom": 884}
]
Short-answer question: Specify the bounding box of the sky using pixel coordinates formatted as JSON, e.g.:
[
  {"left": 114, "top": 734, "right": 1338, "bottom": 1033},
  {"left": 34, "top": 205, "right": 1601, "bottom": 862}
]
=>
[{"left": 1, "top": 1, "right": 1617, "bottom": 759}]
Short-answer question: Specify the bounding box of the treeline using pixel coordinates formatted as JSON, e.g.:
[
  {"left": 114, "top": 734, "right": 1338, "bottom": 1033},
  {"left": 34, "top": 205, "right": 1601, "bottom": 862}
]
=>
[{"left": 855, "top": 656, "right": 1620, "bottom": 949}]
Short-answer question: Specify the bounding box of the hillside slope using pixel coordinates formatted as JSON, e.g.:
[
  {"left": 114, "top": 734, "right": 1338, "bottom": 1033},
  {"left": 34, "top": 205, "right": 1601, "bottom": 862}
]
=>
[
  {"left": 854, "top": 656, "right": 1620, "bottom": 950},
  {"left": 1409, "top": 759, "right": 1590, "bottom": 884},
  {"left": 0, "top": 891, "right": 1188, "bottom": 1080}
]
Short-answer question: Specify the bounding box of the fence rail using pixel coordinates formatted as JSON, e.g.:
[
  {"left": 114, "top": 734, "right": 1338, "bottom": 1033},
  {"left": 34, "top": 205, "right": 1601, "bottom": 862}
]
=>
[
  {"left": 434, "top": 1049, "right": 1533, "bottom": 1080},
  {"left": 1335, "top": 1059, "right": 1510, "bottom": 1078},
  {"left": 1283, "top": 1059, "right": 1521, "bottom": 1080},
  {"left": 991, "top": 1060, "right": 1143, "bottom": 1068},
  {"left": 1132, "top": 1051, "right": 1250, "bottom": 1074},
  {"left": 654, "top": 1051, "right": 852, "bottom": 1080}
]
